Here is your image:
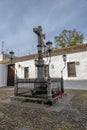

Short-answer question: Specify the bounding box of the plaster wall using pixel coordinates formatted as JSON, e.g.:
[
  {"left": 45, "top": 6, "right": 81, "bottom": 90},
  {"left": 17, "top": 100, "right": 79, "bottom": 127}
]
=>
[
  {"left": 0, "top": 54, "right": 3, "bottom": 61},
  {"left": 0, "top": 64, "right": 7, "bottom": 87},
  {"left": 15, "top": 51, "right": 87, "bottom": 80},
  {"left": 15, "top": 51, "right": 87, "bottom": 89},
  {"left": 15, "top": 59, "right": 36, "bottom": 79},
  {"left": 50, "top": 51, "right": 87, "bottom": 80}
]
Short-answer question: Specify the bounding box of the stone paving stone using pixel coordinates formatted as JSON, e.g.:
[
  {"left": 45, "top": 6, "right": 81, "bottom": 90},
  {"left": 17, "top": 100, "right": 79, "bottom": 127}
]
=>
[
  {"left": 0, "top": 111, "right": 4, "bottom": 118},
  {"left": 16, "top": 127, "right": 34, "bottom": 130}
]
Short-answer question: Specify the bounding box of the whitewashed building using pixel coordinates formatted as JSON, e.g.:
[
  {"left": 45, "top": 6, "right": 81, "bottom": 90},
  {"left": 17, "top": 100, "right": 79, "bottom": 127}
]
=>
[{"left": 0, "top": 44, "right": 87, "bottom": 90}]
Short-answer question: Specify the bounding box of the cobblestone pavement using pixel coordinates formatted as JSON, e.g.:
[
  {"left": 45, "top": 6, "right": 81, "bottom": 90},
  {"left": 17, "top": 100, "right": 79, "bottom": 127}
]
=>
[{"left": 0, "top": 87, "right": 87, "bottom": 130}]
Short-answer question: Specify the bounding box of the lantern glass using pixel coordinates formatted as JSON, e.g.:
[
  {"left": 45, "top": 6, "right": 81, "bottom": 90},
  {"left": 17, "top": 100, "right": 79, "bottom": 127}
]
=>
[
  {"left": 46, "top": 41, "right": 52, "bottom": 52},
  {"left": 9, "top": 51, "right": 14, "bottom": 59}
]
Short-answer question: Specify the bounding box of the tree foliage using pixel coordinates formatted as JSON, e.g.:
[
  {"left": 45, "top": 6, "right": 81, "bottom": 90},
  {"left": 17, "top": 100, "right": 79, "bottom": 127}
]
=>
[{"left": 54, "top": 29, "right": 84, "bottom": 48}]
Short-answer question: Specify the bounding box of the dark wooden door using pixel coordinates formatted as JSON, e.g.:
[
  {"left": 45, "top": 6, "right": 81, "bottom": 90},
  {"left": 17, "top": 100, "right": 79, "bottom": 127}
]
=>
[
  {"left": 7, "top": 64, "right": 15, "bottom": 86},
  {"left": 24, "top": 67, "right": 29, "bottom": 79}
]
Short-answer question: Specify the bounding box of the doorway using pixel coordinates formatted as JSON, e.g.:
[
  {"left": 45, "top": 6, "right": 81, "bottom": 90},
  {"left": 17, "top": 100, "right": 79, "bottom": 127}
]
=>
[{"left": 7, "top": 64, "right": 15, "bottom": 86}]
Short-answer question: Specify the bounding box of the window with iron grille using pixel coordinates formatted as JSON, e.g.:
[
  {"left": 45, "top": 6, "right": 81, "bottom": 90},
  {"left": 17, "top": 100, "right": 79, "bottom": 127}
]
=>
[
  {"left": 67, "top": 62, "right": 76, "bottom": 77},
  {"left": 44, "top": 65, "right": 49, "bottom": 77},
  {"left": 24, "top": 67, "right": 29, "bottom": 78}
]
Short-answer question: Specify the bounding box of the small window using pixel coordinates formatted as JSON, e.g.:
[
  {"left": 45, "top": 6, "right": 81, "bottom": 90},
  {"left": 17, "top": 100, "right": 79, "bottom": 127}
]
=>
[
  {"left": 67, "top": 62, "right": 76, "bottom": 77},
  {"left": 44, "top": 65, "right": 49, "bottom": 77},
  {"left": 24, "top": 67, "right": 29, "bottom": 78}
]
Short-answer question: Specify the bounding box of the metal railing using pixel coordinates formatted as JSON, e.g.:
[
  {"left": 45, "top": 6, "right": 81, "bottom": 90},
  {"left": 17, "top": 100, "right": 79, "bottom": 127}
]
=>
[{"left": 14, "top": 78, "right": 64, "bottom": 99}]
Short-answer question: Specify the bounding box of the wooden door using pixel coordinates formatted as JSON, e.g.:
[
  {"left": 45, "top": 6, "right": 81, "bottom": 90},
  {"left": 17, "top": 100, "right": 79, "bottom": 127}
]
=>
[
  {"left": 24, "top": 67, "right": 29, "bottom": 79},
  {"left": 7, "top": 64, "right": 15, "bottom": 86}
]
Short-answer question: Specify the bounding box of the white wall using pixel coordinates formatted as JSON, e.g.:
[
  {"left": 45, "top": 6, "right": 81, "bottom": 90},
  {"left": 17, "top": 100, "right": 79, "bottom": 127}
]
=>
[
  {"left": 49, "top": 55, "right": 65, "bottom": 78},
  {"left": 0, "top": 64, "right": 7, "bottom": 87},
  {"left": 0, "top": 50, "right": 86, "bottom": 88},
  {"left": 15, "top": 51, "right": 87, "bottom": 80},
  {"left": 50, "top": 51, "right": 87, "bottom": 80},
  {"left": 15, "top": 59, "right": 36, "bottom": 79},
  {"left": 65, "top": 51, "right": 87, "bottom": 80},
  {"left": 0, "top": 54, "right": 3, "bottom": 61},
  {"left": 15, "top": 51, "right": 87, "bottom": 89}
]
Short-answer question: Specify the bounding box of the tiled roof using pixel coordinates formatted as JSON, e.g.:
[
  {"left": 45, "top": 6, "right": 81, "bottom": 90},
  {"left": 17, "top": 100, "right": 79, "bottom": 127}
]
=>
[
  {"left": 52, "top": 43, "right": 87, "bottom": 56},
  {"left": 0, "top": 43, "right": 87, "bottom": 64}
]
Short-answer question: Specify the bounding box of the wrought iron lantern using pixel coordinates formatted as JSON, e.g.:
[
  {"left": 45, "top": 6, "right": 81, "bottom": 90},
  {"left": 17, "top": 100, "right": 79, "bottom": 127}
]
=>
[
  {"left": 61, "top": 54, "right": 67, "bottom": 78},
  {"left": 46, "top": 41, "right": 52, "bottom": 52},
  {"left": 63, "top": 54, "right": 66, "bottom": 63},
  {"left": 46, "top": 41, "right": 52, "bottom": 58},
  {"left": 9, "top": 51, "right": 14, "bottom": 63}
]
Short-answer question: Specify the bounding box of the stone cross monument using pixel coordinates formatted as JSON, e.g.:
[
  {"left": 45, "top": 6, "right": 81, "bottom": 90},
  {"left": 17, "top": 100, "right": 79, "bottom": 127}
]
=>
[{"left": 33, "top": 26, "right": 45, "bottom": 79}]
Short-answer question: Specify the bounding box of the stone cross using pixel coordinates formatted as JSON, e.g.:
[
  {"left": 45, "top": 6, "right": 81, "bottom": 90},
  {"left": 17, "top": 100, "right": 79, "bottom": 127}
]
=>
[
  {"left": 33, "top": 26, "right": 45, "bottom": 78},
  {"left": 33, "top": 26, "right": 45, "bottom": 46}
]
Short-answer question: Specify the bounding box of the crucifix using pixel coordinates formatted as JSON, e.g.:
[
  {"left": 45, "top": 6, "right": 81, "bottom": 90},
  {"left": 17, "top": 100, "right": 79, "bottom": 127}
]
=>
[
  {"left": 33, "top": 26, "right": 45, "bottom": 78},
  {"left": 33, "top": 26, "right": 45, "bottom": 59}
]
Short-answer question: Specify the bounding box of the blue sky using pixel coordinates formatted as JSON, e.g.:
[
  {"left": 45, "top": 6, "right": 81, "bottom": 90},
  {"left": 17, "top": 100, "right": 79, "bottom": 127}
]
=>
[{"left": 0, "top": 0, "right": 87, "bottom": 56}]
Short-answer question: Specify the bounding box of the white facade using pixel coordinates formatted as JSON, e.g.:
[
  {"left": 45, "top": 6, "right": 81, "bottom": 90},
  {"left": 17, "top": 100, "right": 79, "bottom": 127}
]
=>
[
  {"left": 15, "top": 51, "right": 87, "bottom": 80},
  {"left": 15, "top": 50, "right": 87, "bottom": 90},
  {"left": 0, "top": 64, "right": 7, "bottom": 87},
  {"left": 0, "top": 44, "right": 87, "bottom": 89},
  {"left": 15, "top": 59, "right": 36, "bottom": 79},
  {"left": 0, "top": 54, "right": 3, "bottom": 61},
  {"left": 49, "top": 51, "right": 87, "bottom": 80}
]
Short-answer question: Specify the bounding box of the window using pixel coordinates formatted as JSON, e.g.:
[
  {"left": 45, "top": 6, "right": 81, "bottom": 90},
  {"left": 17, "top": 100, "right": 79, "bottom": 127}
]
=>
[
  {"left": 67, "top": 62, "right": 76, "bottom": 77},
  {"left": 24, "top": 67, "right": 29, "bottom": 78},
  {"left": 44, "top": 65, "right": 49, "bottom": 77}
]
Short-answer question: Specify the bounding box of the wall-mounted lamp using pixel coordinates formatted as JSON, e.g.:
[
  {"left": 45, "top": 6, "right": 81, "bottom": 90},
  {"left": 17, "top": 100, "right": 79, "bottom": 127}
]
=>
[
  {"left": 63, "top": 54, "right": 67, "bottom": 63},
  {"left": 61, "top": 54, "right": 67, "bottom": 78},
  {"left": 61, "top": 54, "right": 67, "bottom": 93}
]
